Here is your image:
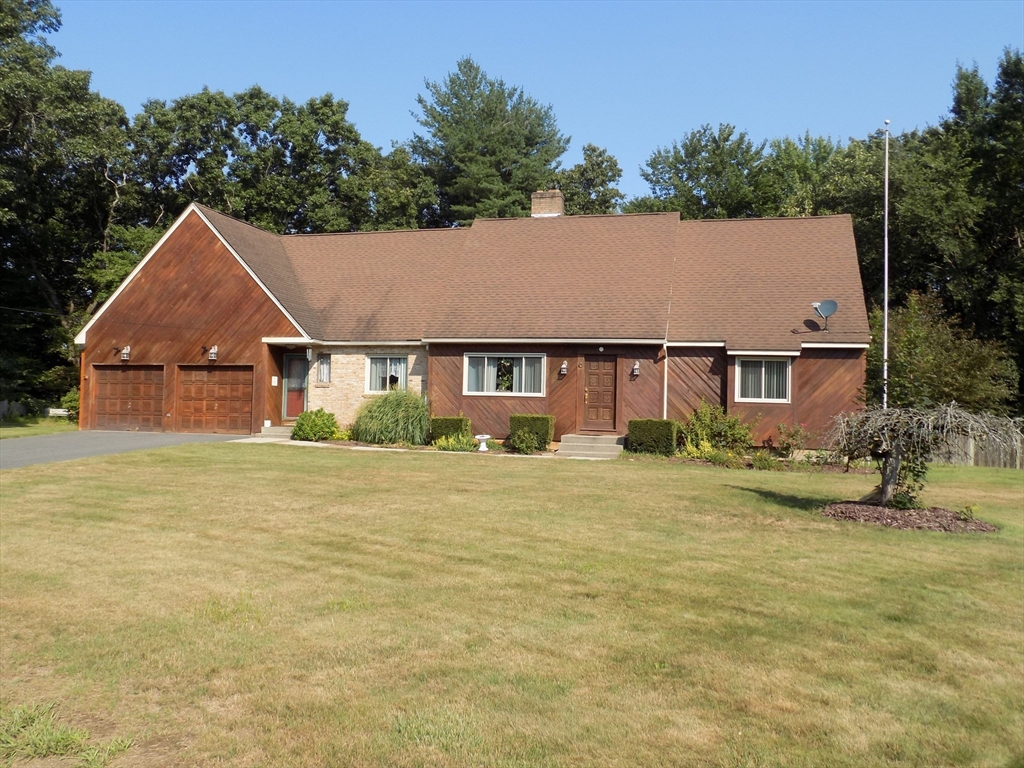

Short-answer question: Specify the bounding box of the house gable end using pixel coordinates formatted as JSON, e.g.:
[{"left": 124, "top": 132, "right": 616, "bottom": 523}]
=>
[{"left": 75, "top": 205, "right": 306, "bottom": 345}]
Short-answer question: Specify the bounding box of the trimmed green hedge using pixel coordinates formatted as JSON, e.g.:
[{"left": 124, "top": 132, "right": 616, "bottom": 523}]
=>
[
  {"left": 508, "top": 414, "right": 555, "bottom": 450},
  {"left": 628, "top": 419, "right": 678, "bottom": 456},
  {"left": 430, "top": 416, "right": 471, "bottom": 441}
]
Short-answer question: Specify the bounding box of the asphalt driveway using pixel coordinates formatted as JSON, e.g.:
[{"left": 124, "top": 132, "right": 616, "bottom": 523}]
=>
[{"left": 0, "top": 431, "right": 240, "bottom": 470}]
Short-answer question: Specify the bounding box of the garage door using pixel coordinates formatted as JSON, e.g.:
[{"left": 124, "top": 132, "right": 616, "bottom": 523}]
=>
[
  {"left": 94, "top": 365, "right": 165, "bottom": 431},
  {"left": 178, "top": 366, "right": 253, "bottom": 434}
]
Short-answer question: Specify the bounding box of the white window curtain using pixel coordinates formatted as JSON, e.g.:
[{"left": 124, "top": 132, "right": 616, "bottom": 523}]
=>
[
  {"left": 522, "top": 357, "right": 542, "bottom": 394},
  {"left": 764, "top": 360, "right": 787, "bottom": 400},
  {"left": 369, "top": 357, "right": 407, "bottom": 391},
  {"left": 740, "top": 360, "right": 763, "bottom": 399},
  {"left": 468, "top": 356, "right": 485, "bottom": 392},
  {"left": 738, "top": 359, "right": 788, "bottom": 401}
]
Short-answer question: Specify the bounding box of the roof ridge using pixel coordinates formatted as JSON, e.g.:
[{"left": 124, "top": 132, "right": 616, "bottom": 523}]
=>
[
  {"left": 192, "top": 203, "right": 284, "bottom": 238},
  {"left": 284, "top": 227, "right": 464, "bottom": 239},
  {"left": 678, "top": 213, "right": 852, "bottom": 223}
]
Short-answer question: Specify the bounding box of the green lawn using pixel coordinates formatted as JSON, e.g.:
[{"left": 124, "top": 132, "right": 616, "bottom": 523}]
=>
[
  {"left": 1, "top": 446, "right": 1021, "bottom": 767},
  {"left": 0, "top": 416, "right": 77, "bottom": 439}
]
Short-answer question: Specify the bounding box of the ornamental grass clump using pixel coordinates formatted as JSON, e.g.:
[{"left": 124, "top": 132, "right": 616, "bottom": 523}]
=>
[{"left": 352, "top": 390, "right": 430, "bottom": 445}]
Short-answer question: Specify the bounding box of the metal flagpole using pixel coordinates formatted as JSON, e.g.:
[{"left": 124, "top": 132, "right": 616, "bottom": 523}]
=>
[{"left": 883, "top": 119, "right": 890, "bottom": 410}]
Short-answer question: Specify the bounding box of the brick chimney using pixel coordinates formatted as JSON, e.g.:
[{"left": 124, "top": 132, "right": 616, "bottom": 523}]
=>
[{"left": 531, "top": 189, "right": 564, "bottom": 217}]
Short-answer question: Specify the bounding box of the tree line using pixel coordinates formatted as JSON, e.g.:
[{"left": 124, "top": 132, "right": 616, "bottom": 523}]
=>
[{"left": 1, "top": 0, "right": 1020, "bottom": 414}]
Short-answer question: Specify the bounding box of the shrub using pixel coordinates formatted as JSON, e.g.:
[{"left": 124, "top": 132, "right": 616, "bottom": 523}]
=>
[
  {"left": 751, "top": 449, "right": 779, "bottom": 471},
  {"left": 485, "top": 438, "right": 505, "bottom": 452},
  {"left": 352, "top": 390, "right": 430, "bottom": 445},
  {"left": 60, "top": 388, "right": 80, "bottom": 424},
  {"left": 679, "top": 400, "right": 753, "bottom": 453},
  {"left": 291, "top": 408, "right": 339, "bottom": 442},
  {"left": 434, "top": 433, "right": 477, "bottom": 452},
  {"left": 508, "top": 428, "right": 540, "bottom": 455},
  {"left": 627, "top": 419, "right": 678, "bottom": 456},
  {"left": 508, "top": 414, "right": 554, "bottom": 450},
  {"left": 705, "top": 449, "right": 734, "bottom": 467},
  {"left": 430, "top": 416, "right": 471, "bottom": 441},
  {"left": 775, "top": 422, "right": 807, "bottom": 458}
]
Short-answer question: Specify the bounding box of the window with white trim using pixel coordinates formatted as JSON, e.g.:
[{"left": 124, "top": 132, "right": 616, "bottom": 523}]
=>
[
  {"left": 736, "top": 358, "right": 790, "bottom": 403},
  {"left": 464, "top": 354, "right": 545, "bottom": 396},
  {"left": 317, "top": 354, "right": 331, "bottom": 384},
  {"left": 367, "top": 356, "right": 408, "bottom": 392}
]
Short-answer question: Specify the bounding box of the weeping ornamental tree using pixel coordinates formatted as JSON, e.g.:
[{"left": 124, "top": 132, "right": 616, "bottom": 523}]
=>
[{"left": 830, "top": 404, "right": 1023, "bottom": 508}]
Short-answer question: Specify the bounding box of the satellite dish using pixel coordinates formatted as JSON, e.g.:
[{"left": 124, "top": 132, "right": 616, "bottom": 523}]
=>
[{"left": 812, "top": 300, "right": 839, "bottom": 331}]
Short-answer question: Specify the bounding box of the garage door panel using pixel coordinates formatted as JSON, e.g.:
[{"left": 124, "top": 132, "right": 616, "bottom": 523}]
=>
[
  {"left": 177, "top": 366, "right": 253, "bottom": 434},
  {"left": 94, "top": 366, "right": 165, "bottom": 431}
]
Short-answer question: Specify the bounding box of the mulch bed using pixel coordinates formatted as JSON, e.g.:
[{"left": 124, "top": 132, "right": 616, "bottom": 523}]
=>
[{"left": 823, "top": 502, "right": 997, "bottom": 533}]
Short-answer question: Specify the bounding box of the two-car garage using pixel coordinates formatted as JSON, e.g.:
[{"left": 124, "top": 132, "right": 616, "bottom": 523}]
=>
[{"left": 92, "top": 365, "right": 253, "bottom": 434}]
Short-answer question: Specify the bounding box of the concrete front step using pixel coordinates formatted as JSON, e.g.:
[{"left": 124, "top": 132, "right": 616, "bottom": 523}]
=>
[
  {"left": 556, "top": 434, "right": 625, "bottom": 460},
  {"left": 260, "top": 426, "right": 293, "bottom": 437},
  {"left": 559, "top": 434, "right": 625, "bottom": 446}
]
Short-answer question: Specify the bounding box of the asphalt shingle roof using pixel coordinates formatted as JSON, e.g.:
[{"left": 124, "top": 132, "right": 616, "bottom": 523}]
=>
[{"left": 199, "top": 206, "right": 869, "bottom": 349}]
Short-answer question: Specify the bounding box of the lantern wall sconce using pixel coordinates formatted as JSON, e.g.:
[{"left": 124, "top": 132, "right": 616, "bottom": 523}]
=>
[
  {"left": 631, "top": 360, "right": 640, "bottom": 376},
  {"left": 120, "top": 345, "right": 131, "bottom": 361},
  {"left": 208, "top": 345, "right": 218, "bottom": 361},
  {"left": 559, "top": 360, "right": 568, "bottom": 376}
]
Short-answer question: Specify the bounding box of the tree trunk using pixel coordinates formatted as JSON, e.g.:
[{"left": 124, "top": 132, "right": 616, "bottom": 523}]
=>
[{"left": 880, "top": 446, "right": 901, "bottom": 506}]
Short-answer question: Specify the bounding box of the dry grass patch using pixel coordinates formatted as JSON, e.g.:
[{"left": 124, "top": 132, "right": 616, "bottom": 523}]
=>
[{"left": 1, "top": 446, "right": 1022, "bottom": 767}]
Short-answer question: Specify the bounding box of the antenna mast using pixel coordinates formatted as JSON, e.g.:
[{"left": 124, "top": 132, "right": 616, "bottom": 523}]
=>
[{"left": 883, "top": 119, "right": 890, "bottom": 410}]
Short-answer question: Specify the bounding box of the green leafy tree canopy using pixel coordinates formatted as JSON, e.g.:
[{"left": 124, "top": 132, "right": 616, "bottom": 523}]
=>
[{"left": 410, "top": 57, "right": 569, "bottom": 227}]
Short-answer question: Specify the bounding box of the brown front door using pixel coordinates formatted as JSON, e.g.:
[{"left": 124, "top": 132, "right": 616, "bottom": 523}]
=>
[
  {"left": 583, "top": 355, "right": 616, "bottom": 430},
  {"left": 178, "top": 366, "right": 254, "bottom": 434},
  {"left": 93, "top": 365, "right": 164, "bottom": 431}
]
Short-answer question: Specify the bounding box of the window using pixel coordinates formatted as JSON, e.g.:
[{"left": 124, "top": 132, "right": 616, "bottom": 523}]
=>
[
  {"left": 736, "top": 358, "right": 790, "bottom": 402},
  {"left": 464, "top": 354, "right": 545, "bottom": 396},
  {"left": 317, "top": 354, "right": 331, "bottom": 384},
  {"left": 367, "top": 356, "right": 408, "bottom": 392}
]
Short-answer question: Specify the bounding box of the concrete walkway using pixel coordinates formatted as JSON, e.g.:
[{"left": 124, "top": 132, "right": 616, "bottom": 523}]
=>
[{"left": 0, "top": 431, "right": 239, "bottom": 470}]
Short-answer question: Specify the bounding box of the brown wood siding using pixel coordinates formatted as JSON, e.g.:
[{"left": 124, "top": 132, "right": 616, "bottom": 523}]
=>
[
  {"left": 79, "top": 211, "right": 298, "bottom": 433},
  {"left": 427, "top": 344, "right": 663, "bottom": 439},
  {"left": 666, "top": 348, "right": 727, "bottom": 420},
  {"left": 795, "top": 349, "right": 865, "bottom": 448},
  {"left": 620, "top": 350, "right": 664, "bottom": 425},
  {"left": 726, "top": 349, "right": 865, "bottom": 448}
]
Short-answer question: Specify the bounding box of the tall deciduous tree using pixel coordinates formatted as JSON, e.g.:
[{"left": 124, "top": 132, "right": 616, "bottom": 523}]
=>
[
  {"left": 0, "top": 0, "right": 129, "bottom": 402},
  {"left": 409, "top": 57, "right": 569, "bottom": 227},
  {"left": 866, "top": 292, "right": 1018, "bottom": 414},
  {"left": 625, "top": 124, "right": 766, "bottom": 218},
  {"left": 555, "top": 144, "right": 624, "bottom": 215},
  {"left": 126, "top": 87, "right": 433, "bottom": 234}
]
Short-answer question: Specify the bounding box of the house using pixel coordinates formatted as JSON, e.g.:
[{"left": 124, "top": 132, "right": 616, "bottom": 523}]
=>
[{"left": 74, "top": 191, "right": 870, "bottom": 446}]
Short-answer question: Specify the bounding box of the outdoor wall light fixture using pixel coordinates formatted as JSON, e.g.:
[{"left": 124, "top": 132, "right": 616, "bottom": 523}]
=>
[
  {"left": 631, "top": 361, "right": 640, "bottom": 376},
  {"left": 208, "top": 345, "right": 218, "bottom": 361},
  {"left": 120, "top": 345, "right": 131, "bottom": 361},
  {"left": 560, "top": 360, "right": 568, "bottom": 376}
]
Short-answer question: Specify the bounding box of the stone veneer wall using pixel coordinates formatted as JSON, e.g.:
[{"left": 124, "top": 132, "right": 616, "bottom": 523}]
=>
[{"left": 305, "top": 345, "right": 428, "bottom": 427}]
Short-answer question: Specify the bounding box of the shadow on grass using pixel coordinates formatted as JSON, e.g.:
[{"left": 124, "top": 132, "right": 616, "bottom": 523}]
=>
[{"left": 725, "top": 485, "right": 836, "bottom": 512}]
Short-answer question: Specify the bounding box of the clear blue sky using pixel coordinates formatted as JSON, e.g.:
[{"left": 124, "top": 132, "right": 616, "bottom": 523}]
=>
[{"left": 53, "top": 0, "right": 1022, "bottom": 199}]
